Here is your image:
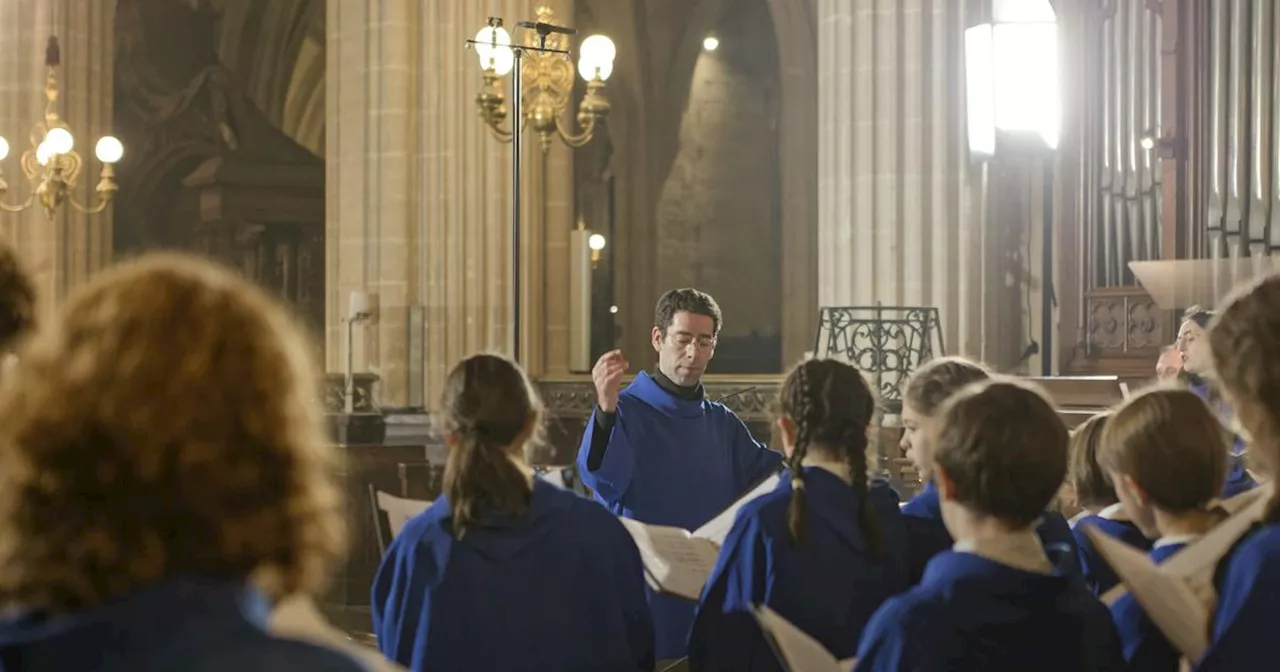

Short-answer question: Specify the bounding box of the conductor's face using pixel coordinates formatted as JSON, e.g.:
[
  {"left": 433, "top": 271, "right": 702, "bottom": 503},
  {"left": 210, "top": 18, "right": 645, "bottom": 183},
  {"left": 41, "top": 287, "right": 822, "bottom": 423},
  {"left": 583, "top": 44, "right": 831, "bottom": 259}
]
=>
[{"left": 653, "top": 311, "right": 717, "bottom": 386}]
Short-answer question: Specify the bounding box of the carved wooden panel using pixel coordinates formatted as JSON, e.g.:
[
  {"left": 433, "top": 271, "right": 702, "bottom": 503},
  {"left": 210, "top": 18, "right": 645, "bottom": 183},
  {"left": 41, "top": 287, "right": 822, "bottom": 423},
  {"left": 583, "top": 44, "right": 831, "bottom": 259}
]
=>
[{"left": 1073, "top": 286, "right": 1171, "bottom": 376}]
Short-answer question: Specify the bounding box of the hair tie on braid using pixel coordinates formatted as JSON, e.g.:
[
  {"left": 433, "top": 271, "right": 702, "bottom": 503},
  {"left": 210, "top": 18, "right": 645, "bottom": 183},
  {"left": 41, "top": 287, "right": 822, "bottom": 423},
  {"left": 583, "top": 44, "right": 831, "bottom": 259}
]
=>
[{"left": 791, "top": 476, "right": 805, "bottom": 491}]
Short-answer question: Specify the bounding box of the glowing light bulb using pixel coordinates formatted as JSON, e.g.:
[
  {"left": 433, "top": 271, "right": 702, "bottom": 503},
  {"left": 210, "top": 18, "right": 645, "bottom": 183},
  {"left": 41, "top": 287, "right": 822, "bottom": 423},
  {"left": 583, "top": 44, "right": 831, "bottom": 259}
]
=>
[
  {"left": 703, "top": 36, "right": 720, "bottom": 52},
  {"left": 44, "top": 127, "right": 73, "bottom": 155},
  {"left": 0, "top": 137, "right": 9, "bottom": 161},
  {"left": 588, "top": 233, "right": 606, "bottom": 251},
  {"left": 95, "top": 136, "right": 124, "bottom": 164}
]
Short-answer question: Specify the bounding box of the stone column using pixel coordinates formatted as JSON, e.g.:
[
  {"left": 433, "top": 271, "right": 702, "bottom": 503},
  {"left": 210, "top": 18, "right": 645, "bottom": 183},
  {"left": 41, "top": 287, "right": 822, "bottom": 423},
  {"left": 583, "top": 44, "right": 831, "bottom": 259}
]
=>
[
  {"left": 817, "top": 0, "right": 1025, "bottom": 368},
  {"left": 0, "top": 0, "right": 116, "bottom": 320},
  {"left": 329, "top": 0, "right": 572, "bottom": 407}
]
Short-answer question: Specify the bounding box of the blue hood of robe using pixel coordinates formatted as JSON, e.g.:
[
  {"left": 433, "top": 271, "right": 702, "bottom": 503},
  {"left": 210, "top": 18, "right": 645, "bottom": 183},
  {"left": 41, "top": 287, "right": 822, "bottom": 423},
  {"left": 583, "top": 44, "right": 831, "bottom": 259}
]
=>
[{"left": 434, "top": 479, "right": 577, "bottom": 562}]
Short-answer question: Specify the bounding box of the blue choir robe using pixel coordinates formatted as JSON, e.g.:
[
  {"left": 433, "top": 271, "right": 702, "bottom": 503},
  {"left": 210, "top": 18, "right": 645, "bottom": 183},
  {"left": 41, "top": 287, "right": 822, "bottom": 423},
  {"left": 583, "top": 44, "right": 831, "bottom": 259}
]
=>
[
  {"left": 853, "top": 550, "right": 1126, "bottom": 671},
  {"left": 0, "top": 577, "right": 365, "bottom": 671},
  {"left": 900, "top": 482, "right": 1081, "bottom": 582},
  {"left": 1195, "top": 523, "right": 1280, "bottom": 670},
  {"left": 687, "top": 469, "right": 911, "bottom": 671},
  {"left": 1110, "top": 540, "right": 1190, "bottom": 672},
  {"left": 370, "top": 479, "right": 654, "bottom": 672},
  {"left": 577, "top": 370, "right": 783, "bottom": 659},
  {"left": 1071, "top": 506, "right": 1152, "bottom": 596},
  {"left": 1188, "top": 380, "right": 1258, "bottom": 499}
]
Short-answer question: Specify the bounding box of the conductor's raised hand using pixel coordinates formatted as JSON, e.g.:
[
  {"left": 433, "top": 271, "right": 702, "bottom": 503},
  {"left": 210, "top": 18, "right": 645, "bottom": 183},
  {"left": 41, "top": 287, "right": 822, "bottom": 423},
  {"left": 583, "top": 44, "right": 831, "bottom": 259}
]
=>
[{"left": 593, "top": 349, "right": 629, "bottom": 413}]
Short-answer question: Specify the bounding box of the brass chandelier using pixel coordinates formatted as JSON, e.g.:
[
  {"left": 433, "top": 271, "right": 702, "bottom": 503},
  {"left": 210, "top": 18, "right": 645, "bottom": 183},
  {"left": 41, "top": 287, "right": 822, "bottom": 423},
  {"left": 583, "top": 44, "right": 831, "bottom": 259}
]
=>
[
  {"left": 473, "top": 6, "right": 615, "bottom": 152},
  {"left": 0, "top": 37, "right": 123, "bottom": 219}
]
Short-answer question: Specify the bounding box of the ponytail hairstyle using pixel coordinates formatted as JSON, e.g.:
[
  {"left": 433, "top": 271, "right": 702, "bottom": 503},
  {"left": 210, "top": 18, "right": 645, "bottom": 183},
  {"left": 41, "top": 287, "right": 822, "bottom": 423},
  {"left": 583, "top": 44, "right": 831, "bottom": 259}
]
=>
[
  {"left": 438, "top": 354, "right": 540, "bottom": 538},
  {"left": 776, "top": 358, "right": 883, "bottom": 557}
]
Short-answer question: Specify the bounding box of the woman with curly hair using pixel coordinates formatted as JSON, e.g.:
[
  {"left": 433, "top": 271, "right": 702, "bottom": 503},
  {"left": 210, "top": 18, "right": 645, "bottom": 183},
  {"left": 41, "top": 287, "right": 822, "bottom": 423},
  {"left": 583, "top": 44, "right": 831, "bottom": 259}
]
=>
[{"left": 0, "top": 253, "right": 366, "bottom": 671}]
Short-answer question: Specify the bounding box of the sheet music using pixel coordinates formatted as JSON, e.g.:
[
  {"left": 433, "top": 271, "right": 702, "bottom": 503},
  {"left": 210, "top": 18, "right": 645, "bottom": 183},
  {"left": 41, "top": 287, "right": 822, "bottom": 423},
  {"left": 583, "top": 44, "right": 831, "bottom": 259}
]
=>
[
  {"left": 751, "top": 605, "right": 846, "bottom": 672},
  {"left": 1101, "top": 482, "right": 1272, "bottom": 606},
  {"left": 1119, "top": 382, "right": 1131, "bottom": 400},
  {"left": 1085, "top": 527, "right": 1211, "bottom": 660},
  {"left": 619, "top": 518, "right": 721, "bottom": 601},
  {"left": 375, "top": 491, "right": 432, "bottom": 538},
  {"left": 693, "top": 473, "right": 783, "bottom": 545}
]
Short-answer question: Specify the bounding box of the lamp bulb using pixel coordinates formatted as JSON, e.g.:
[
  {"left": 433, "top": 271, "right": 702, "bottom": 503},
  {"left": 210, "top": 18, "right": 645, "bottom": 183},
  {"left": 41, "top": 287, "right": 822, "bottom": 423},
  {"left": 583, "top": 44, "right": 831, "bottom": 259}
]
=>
[
  {"left": 0, "top": 137, "right": 9, "bottom": 161},
  {"left": 95, "top": 136, "right": 124, "bottom": 164},
  {"left": 44, "top": 127, "right": 73, "bottom": 155},
  {"left": 588, "top": 233, "right": 607, "bottom": 251}
]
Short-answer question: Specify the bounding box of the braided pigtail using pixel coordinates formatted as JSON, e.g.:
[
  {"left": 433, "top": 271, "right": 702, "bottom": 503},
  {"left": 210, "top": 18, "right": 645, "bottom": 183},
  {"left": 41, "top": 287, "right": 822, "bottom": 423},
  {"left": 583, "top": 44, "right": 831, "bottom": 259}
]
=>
[
  {"left": 841, "top": 412, "right": 885, "bottom": 559},
  {"left": 786, "top": 363, "right": 813, "bottom": 546}
]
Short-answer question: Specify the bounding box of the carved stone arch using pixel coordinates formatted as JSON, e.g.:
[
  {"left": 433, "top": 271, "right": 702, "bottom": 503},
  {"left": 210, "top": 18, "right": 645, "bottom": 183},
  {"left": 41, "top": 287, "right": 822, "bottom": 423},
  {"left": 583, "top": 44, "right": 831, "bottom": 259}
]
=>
[
  {"left": 764, "top": 0, "right": 818, "bottom": 363},
  {"left": 210, "top": 0, "right": 324, "bottom": 156}
]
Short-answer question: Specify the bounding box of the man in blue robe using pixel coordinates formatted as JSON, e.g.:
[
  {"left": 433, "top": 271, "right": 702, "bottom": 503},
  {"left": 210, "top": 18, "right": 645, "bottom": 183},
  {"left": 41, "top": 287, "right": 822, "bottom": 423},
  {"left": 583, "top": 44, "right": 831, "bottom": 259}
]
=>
[{"left": 577, "top": 288, "right": 783, "bottom": 662}]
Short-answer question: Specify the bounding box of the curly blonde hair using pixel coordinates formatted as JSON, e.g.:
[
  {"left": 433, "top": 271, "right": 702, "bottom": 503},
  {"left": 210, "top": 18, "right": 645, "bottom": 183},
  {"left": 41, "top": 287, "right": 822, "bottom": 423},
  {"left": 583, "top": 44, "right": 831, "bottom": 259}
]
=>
[{"left": 0, "top": 253, "right": 344, "bottom": 612}]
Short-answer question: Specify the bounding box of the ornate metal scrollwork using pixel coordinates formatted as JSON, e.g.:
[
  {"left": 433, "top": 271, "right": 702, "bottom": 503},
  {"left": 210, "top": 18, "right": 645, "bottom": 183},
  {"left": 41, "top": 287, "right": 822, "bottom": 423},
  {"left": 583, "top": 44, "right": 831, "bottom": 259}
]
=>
[{"left": 812, "top": 305, "right": 946, "bottom": 414}]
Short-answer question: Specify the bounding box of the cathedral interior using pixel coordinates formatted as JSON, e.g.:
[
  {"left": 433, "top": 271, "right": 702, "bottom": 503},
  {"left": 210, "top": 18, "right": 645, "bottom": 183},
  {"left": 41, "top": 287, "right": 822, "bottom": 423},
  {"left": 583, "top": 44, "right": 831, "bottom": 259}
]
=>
[{"left": 0, "top": 0, "right": 1273, "bottom": 653}]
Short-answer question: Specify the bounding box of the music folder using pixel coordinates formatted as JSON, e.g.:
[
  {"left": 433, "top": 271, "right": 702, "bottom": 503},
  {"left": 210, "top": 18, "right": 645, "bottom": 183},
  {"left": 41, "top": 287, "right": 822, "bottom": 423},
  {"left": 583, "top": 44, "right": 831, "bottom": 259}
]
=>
[
  {"left": 752, "top": 605, "right": 855, "bottom": 672},
  {"left": 1086, "top": 482, "right": 1273, "bottom": 661},
  {"left": 619, "top": 473, "right": 781, "bottom": 601}
]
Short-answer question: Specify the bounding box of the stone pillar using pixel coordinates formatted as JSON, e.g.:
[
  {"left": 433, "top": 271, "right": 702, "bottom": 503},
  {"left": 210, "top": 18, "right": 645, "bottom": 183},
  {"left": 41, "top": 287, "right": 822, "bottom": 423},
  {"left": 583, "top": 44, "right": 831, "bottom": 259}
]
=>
[
  {"left": 816, "top": 0, "right": 1025, "bottom": 367},
  {"left": 329, "top": 0, "right": 573, "bottom": 407},
  {"left": 0, "top": 0, "right": 116, "bottom": 320}
]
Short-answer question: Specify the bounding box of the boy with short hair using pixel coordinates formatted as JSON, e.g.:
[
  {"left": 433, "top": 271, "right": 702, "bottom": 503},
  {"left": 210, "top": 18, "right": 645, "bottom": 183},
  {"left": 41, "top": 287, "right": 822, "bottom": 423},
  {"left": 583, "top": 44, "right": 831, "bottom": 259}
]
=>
[
  {"left": 855, "top": 378, "right": 1124, "bottom": 671},
  {"left": 1100, "top": 386, "right": 1228, "bottom": 671}
]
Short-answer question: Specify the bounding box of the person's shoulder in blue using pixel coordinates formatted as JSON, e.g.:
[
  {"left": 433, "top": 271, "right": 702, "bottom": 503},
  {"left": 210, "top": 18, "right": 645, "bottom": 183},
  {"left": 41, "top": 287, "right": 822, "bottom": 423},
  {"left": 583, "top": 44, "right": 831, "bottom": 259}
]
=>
[
  {"left": 373, "top": 354, "right": 653, "bottom": 672},
  {"left": 897, "top": 357, "right": 1079, "bottom": 582},
  {"left": 856, "top": 378, "right": 1124, "bottom": 672},
  {"left": 688, "top": 359, "right": 910, "bottom": 671},
  {"left": 1095, "top": 384, "right": 1239, "bottom": 671},
  {"left": 575, "top": 288, "right": 782, "bottom": 661}
]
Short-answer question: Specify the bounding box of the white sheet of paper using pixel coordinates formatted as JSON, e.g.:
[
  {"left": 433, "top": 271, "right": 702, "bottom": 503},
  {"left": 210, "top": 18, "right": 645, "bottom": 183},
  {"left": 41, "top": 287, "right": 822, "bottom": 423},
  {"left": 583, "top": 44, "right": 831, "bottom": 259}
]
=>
[
  {"left": 619, "top": 518, "right": 721, "bottom": 601},
  {"left": 1084, "top": 527, "right": 1211, "bottom": 660},
  {"left": 375, "top": 491, "right": 432, "bottom": 538},
  {"left": 752, "top": 605, "right": 846, "bottom": 672},
  {"left": 692, "top": 473, "right": 782, "bottom": 545}
]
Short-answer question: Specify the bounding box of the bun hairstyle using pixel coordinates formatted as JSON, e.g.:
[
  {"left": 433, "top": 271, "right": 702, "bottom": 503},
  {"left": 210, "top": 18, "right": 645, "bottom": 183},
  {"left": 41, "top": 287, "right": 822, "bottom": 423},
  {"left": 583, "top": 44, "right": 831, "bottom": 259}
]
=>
[
  {"left": 438, "top": 354, "right": 540, "bottom": 538},
  {"left": 1208, "top": 275, "right": 1280, "bottom": 520},
  {"left": 776, "top": 358, "right": 882, "bottom": 556}
]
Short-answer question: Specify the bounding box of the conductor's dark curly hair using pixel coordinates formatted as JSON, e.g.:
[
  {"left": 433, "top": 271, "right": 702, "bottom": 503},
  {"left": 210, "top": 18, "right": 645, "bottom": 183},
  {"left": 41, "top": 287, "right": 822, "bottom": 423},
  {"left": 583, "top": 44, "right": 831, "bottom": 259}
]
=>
[{"left": 0, "top": 253, "right": 345, "bottom": 613}]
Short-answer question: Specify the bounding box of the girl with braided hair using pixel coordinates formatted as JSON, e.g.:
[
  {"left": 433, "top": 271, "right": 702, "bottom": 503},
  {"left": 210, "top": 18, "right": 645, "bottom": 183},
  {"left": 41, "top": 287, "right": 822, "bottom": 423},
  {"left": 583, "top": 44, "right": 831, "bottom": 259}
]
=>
[
  {"left": 371, "top": 354, "right": 654, "bottom": 671},
  {"left": 687, "top": 358, "right": 911, "bottom": 671},
  {"left": 1192, "top": 276, "right": 1280, "bottom": 669}
]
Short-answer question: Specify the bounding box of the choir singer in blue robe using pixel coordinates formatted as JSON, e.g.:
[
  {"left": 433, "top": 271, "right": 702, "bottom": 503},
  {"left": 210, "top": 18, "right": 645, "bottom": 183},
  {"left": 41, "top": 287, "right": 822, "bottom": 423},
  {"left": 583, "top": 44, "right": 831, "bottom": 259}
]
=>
[
  {"left": 855, "top": 379, "right": 1125, "bottom": 671},
  {"left": 577, "top": 288, "right": 783, "bottom": 661},
  {"left": 688, "top": 358, "right": 911, "bottom": 671},
  {"left": 373, "top": 354, "right": 654, "bottom": 672}
]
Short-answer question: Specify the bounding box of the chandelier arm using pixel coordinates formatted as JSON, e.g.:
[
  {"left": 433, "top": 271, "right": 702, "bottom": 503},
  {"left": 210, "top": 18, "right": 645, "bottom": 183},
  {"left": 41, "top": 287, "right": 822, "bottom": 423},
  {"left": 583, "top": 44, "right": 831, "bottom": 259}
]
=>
[
  {"left": 486, "top": 123, "right": 515, "bottom": 143},
  {"left": 0, "top": 193, "right": 37, "bottom": 213},
  {"left": 67, "top": 194, "right": 110, "bottom": 215},
  {"left": 554, "top": 114, "right": 597, "bottom": 148}
]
